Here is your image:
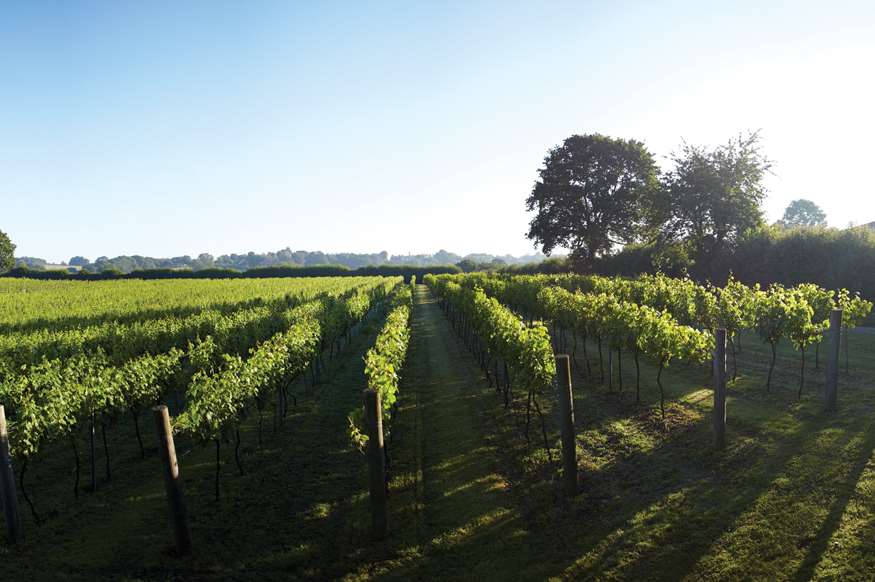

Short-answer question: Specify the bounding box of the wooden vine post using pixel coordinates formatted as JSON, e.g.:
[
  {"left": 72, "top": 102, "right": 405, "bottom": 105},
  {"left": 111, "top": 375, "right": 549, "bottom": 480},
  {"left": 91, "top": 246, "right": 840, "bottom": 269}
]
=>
[
  {"left": 825, "top": 309, "right": 842, "bottom": 411},
  {"left": 89, "top": 414, "right": 97, "bottom": 492},
  {"left": 713, "top": 329, "right": 727, "bottom": 450},
  {"left": 152, "top": 405, "right": 192, "bottom": 556},
  {"left": 363, "top": 389, "right": 387, "bottom": 539},
  {"left": 0, "top": 405, "right": 22, "bottom": 544},
  {"left": 555, "top": 355, "right": 578, "bottom": 496}
]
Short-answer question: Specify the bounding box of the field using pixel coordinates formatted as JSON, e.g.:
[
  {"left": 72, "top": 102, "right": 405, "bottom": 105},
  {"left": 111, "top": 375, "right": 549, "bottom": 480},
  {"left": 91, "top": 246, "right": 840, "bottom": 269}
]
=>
[{"left": 1, "top": 274, "right": 875, "bottom": 581}]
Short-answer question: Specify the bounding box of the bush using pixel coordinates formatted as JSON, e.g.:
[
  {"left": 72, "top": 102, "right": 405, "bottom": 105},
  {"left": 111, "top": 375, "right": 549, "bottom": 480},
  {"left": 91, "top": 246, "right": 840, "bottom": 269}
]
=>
[
  {"left": 2, "top": 263, "right": 460, "bottom": 283},
  {"left": 596, "top": 225, "right": 875, "bottom": 302}
]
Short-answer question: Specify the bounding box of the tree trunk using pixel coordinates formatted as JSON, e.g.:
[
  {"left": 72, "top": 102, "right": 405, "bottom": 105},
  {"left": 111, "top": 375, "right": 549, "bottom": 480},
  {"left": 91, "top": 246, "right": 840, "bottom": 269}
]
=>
[
  {"left": 524, "top": 389, "right": 533, "bottom": 444},
  {"left": 131, "top": 408, "right": 145, "bottom": 459},
  {"left": 234, "top": 428, "right": 244, "bottom": 475},
  {"left": 582, "top": 333, "right": 591, "bottom": 377},
  {"left": 20, "top": 457, "right": 39, "bottom": 525},
  {"left": 617, "top": 348, "right": 623, "bottom": 393},
  {"left": 635, "top": 348, "right": 641, "bottom": 404},
  {"left": 101, "top": 422, "right": 111, "bottom": 482},
  {"left": 798, "top": 347, "right": 806, "bottom": 400},
  {"left": 657, "top": 362, "right": 666, "bottom": 428},
  {"left": 766, "top": 342, "right": 777, "bottom": 391},
  {"left": 503, "top": 362, "right": 511, "bottom": 409},
  {"left": 608, "top": 346, "right": 613, "bottom": 391},
  {"left": 845, "top": 328, "right": 850, "bottom": 373},
  {"left": 729, "top": 334, "right": 738, "bottom": 381},
  {"left": 572, "top": 333, "right": 578, "bottom": 372},
  {"left": 494, "top": 361, "right": 500, "bottom": 395},
  {"left": 89, "top": 415, "right": 97, "bottom": 492},
  {"left": 70, "top": 436, "right": 80, "bottom": 500},
  {"left": 532, "top": 396, "right": 552, "bottom": 462},
  {"left": 214, "top": 439, "right": 221, "bottom": 501}
]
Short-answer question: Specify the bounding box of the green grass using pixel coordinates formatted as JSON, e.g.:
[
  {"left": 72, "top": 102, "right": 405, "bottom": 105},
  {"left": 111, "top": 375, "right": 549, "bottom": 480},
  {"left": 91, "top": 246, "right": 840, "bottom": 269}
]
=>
[
  {"left": 3, "top": 313, "right": 388, "bottom": 581},
  {"left": 4, "top": 288, "right": 875, "bottom": 581},
  {"left": 490, "top": 325, "right": 875, "bottom": 581}
]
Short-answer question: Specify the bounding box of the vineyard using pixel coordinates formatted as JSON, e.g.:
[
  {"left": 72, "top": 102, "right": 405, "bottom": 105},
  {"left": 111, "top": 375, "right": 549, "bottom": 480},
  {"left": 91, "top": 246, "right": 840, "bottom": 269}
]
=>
[{"left": 2, "top": 274, "right": 875, "bottom": 580}]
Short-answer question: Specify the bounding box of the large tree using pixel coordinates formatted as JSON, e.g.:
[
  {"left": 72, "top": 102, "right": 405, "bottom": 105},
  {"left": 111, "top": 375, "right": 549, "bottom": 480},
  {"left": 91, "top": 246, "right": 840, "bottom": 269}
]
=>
[
  {"left": 0, "top": 229, "right": 15, "bottom": 273},
  {"left": 69, "top": 256, "right": 90, "bottom": 267},
  {"left": 657, "top": 132, "right": 772, "bottom": 276},
  {"left": 525, "top": 134, "right": 659, "bottom": 270},
  {"left": 779, "top": 199, "right": 826, "bottom": 228}
]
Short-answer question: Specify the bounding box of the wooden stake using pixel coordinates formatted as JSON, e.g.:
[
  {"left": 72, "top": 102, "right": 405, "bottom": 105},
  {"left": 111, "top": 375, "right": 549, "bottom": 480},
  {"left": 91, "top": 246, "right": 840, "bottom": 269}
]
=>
[
  {"left": 363, "top": 390, "right": 387, "bottom": 539},
  {"left": 713, "top": 329, "right": 727, "bottom": 450},
  {"left": 825, "top": 309, "right": 842, "bottom": 411},
  {"left": 555, "top": 355, "right": 578, "bottom": 496},
  {"left": 0, "top": 405, "right": 22, "bottom": 544},
  {"left": 152, "top": 405, "right": 192, "bottom": 556},
  {"left": 89, "top": 414, "right": 97, "bottom": 492}
]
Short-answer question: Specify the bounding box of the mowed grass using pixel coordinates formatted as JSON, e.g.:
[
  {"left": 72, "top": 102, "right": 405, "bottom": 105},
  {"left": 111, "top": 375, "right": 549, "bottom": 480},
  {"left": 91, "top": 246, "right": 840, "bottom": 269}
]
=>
[
  {"left": 341, "top": 288, "right": 875, "bottom": 581},
  {"left": 492, "top": 324, "right": 875, "bottom": 581},
  {"left": 3, "top": 285, "right": 875, "bottom": 581},
  {"left": 2, "top": 311, "right": 391, "bottom": 581}
]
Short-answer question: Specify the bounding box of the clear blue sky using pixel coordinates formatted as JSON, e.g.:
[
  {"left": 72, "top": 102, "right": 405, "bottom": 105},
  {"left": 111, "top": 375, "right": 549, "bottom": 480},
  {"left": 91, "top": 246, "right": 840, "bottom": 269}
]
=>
[{"left": 2, "top": 1, "right": 874, "bottom": 262}]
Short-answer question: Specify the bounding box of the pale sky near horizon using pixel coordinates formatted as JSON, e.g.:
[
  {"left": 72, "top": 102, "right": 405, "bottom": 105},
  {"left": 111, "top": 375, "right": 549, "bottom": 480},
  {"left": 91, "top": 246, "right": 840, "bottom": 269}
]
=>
[{"left": 2, "top": 1, "right": 874, "bottom": 263}]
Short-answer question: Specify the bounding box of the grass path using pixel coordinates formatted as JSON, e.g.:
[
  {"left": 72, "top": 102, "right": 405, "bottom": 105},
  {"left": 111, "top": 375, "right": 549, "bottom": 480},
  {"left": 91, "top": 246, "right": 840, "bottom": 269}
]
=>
[
  {"left": 8, "top": 284, "right": 875, "bottom": 581},
  {"left": 371, "top": 284, "right": 546, "bottom": 580}
]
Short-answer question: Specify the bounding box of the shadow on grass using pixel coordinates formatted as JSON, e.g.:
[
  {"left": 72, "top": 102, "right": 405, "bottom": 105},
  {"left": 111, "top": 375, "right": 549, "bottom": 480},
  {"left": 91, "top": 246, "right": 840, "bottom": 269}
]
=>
[
  {"left": 3, "top": 313, "right": 397, "bottom": 581},
  {"left": 791, "top": 426, "right": 875, "bottom": 582},
  {"left": 478, "top": 321, "right": 875, "bottom": 580}
]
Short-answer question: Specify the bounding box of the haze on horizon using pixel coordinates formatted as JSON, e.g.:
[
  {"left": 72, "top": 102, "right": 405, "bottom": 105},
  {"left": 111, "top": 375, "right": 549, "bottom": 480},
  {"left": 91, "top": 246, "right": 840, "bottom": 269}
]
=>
[{"left": 2, "top": 1, "right": 873, "bottom": 264}]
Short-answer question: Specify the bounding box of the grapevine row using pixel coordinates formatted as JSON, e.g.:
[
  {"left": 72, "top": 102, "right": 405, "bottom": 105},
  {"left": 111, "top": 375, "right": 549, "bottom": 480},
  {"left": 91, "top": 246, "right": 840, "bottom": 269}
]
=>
[
  {"left": 172, "top": 278, "right": 400, "bottom": 499},
  {"left": 424, "top": 274, "right": 555, "bottom": 447},
  {"left": 0, "top": 277, "right": 399, "bottom": 515},
  {"left": 349, "top": 279, "right": 414, "bottom": 456},
  {"left": 0, "top": 277, "right": 380, "bottom": 369},
  {"left": 453, "top": 272, "right": 872, "bottom": 396}
]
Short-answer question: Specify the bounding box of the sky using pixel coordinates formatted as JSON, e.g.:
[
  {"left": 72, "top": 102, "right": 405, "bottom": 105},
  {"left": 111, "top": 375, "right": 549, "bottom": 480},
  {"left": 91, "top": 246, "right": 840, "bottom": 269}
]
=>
[{"left": 2, "top": 1, "right": 874, "bottom": 263}]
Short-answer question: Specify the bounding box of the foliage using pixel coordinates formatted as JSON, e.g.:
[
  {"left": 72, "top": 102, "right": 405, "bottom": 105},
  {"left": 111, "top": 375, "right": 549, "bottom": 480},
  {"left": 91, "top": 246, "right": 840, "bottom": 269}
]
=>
[
  {"left": 0, "top": 229, "right": 15, "bottom": 273},
  {"left": 425, "top": 275, "right": 556, "bottom": 394},
  {"left": 596, "top": 225, "right": 875, "bottom": 312},
  {"left": 525, "top": 133, "right": 660, "bottom": 270},
  {"left": 835, "top": 289, "right": 873, "bottom": 330},
  {"left": 176, "top": 310, "right": 321, "bottom": 442},
  {"left": 4, "top": 264, "right": 461, "bottom": 282},
  {"left": 779, "top": 199, "right": 827, "bottom": 228},
  {"left": 0, "top": 277, "right": 398, "bottom": 460},
  {"left": 350, "top": 285, "right": 414, "bottom": 450},
  {"left": 651, "top": 131, "right": 772, "bottom": 278}
]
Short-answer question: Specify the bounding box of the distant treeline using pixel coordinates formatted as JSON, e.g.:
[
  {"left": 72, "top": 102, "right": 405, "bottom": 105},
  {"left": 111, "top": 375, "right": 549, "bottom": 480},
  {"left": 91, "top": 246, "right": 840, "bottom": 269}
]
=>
[
  {"left": 4, "top": 264, "right": 461, "bottom": 283},
  {"left": 14, "top": 248, "right": 546, "bottom": 273}
]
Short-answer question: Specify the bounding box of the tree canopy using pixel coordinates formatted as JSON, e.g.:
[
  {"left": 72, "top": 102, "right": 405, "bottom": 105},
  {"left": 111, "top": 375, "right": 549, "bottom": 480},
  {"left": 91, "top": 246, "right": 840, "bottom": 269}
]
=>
[
  {"left": 525, "top": 133, "right": 659, "bottom": 271},
  {"left": 656, "top": 132, "right": 772, "bottom": 277},
  {"left": 0, "top": 229, "right": 15, "bottom": 273},
  {"left": 779, "top": 199, "right": 827, "bottom": 228},
  {"left": 68, "top": 256, "right": 90, "bottom": 266}
]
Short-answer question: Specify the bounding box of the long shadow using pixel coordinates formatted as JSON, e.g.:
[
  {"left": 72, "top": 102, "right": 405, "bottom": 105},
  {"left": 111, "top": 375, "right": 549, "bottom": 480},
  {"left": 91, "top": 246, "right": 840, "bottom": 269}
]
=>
[
  {"left": 445, "top": 307, "right": 875, "bottom": 580},
  {"left": 637, "top": 415, "right": 864, "bottom": 580},
  {"left": 364, "top": 286, "right": 550, "bottom": 580},
  {"left": 380, "top": 296, "right": 875, "bottom": 581},
  {"left": 3, "top": 308, "right": 393, "bottom": 581},
  {"left": 562, "top": 338, "right": 873, "bottom": 578},
  {"left": 520, "top": 402, "right": 861, "bottom": 580},
  {"left": 791, "top": 425, "right": 875, "bottom": 581}
]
